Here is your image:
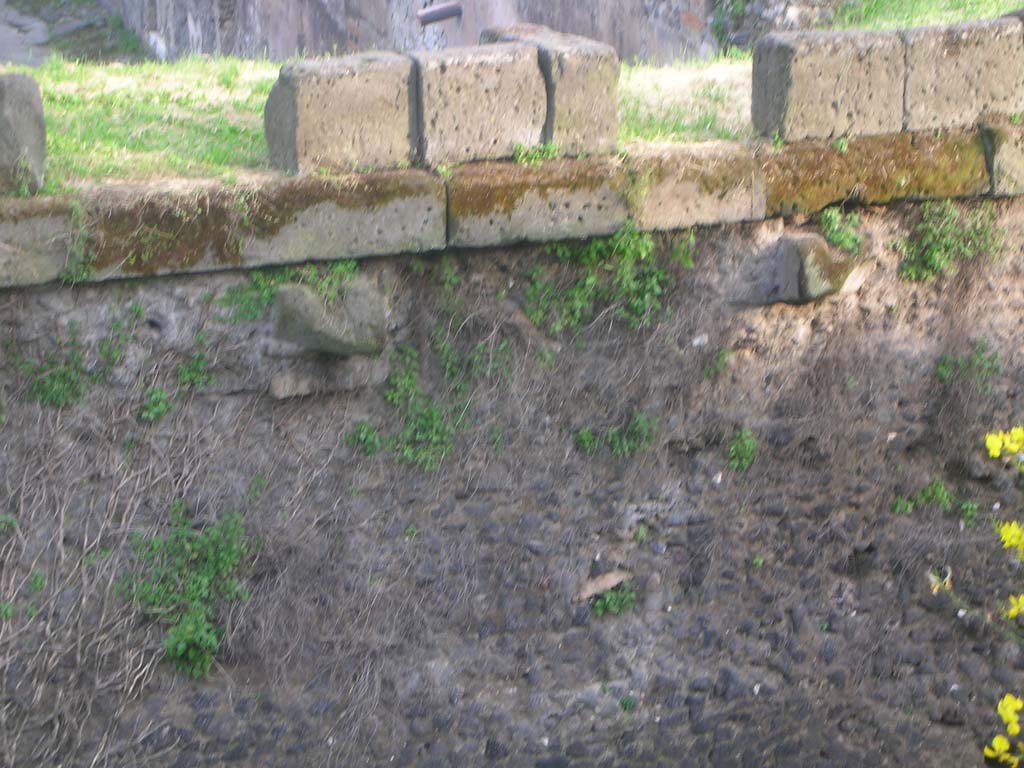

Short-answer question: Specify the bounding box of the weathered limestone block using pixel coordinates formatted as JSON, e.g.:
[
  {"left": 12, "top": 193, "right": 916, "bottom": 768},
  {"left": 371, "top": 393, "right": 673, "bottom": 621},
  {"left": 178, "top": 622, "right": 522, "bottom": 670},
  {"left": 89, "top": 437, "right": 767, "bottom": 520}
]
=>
[
  {"left": 760, "top": 130, "right": 990, "bottom": 216},
  {"left": 0, "top": 75, "right": 46, "bottom": 195},
  {"left": 626, "top": 141, "right": 766, "bottom": 230},
  {"left": 480, "top": 24, "right": 619, "bottom": 156},
  {"left": 264, "top": 53, "right": 416, "bottom": 173},
  {"left": 447, "top": 158, "right": 628, "bottom": 248},
  {"left": 0, "top": 198, "right": 70, "bottom": 288},
  {"left": 903, "top": 18, "right": 1024, "bottom": 131},
  {"left": 982, "top": 114, "right": 1024, "bottom": 196},
  {"left": 274, "top": 277, "right": 387, "bottom": 357},
  {"left": 241, "top": 171, "right": 446, "bottom": 267},
  {"left": 752, "top": 30, "right": 904, "bottom": 141},
  {"left": 3, "top": 172, "right": 446, "bottom": 286},
  {"left": 411, "top": 44, "right": 546, "bottom": 166}
]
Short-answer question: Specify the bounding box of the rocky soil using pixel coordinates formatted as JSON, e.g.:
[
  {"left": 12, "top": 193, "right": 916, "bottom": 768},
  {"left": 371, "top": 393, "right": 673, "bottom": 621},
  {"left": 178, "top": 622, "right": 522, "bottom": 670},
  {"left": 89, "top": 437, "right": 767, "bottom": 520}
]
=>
[{"left": 2, "top": 199, "right": 1024, "bottom": 766}]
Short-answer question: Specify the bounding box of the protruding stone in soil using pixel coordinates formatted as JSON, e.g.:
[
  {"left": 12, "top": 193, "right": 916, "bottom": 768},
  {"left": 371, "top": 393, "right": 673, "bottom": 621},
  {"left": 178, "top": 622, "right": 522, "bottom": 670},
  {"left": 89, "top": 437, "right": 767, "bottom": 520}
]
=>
[
  {"left": 753, "top": 232, "right": 869, "bottom": 304},
  {"left": 0, "top": 74, "right": 46, "bottom": 196},
  {"left": 273, "top": 278, "right": 387, "bottom": 358}
]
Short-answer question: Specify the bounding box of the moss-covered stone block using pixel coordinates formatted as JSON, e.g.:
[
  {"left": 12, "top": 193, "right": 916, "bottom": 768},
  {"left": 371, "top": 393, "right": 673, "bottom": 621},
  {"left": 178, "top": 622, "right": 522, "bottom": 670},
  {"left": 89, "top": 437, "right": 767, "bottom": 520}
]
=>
[
  {"left": 759, "top": 130, "right": 990, "bottom": 216},
  {"left": 447, "top": 158, "right": 628, "bottom": 248},
  {"left": 625, "top": 141, "right": 766, "bottom": 230}
]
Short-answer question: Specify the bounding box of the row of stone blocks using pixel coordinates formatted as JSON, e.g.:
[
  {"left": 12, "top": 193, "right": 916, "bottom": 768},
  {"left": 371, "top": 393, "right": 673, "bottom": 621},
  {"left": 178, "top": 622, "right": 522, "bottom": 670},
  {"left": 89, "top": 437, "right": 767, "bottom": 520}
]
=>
[
  {"left": 5, "top": 123, "right": 1022, "bottom": 289},
  {"left": 753, "top": 14, "right": 1024, "bottom": 141},
  {"left": 264, "top": 24, "right": 619, "bottom": 172}
]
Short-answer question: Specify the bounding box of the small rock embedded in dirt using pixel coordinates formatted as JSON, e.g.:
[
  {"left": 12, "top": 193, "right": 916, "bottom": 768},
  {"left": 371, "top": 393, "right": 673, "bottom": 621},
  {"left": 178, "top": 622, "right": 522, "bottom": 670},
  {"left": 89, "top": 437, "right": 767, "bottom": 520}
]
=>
[
  {"left": 0, "top": 74, "right": 46, "bottom": 195},
  {"left": 274, "top": 278, "right": 387, "bottom": 357},
  {"left": 787, "top": 233, "right": 869, "bottom": 302},
  {"left": 574, "top": 569, "right": 632, "bottom": 603},
  {"left": 752, "top": 232, "right": 870, "bottom": 305}
]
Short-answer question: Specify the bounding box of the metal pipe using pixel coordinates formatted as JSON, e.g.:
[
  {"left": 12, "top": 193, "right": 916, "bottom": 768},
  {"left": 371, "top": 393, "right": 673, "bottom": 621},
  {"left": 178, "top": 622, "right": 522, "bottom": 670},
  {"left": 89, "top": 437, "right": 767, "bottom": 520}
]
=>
[{"left": 417, "top": 2, "right": 463, "bottom": 26}]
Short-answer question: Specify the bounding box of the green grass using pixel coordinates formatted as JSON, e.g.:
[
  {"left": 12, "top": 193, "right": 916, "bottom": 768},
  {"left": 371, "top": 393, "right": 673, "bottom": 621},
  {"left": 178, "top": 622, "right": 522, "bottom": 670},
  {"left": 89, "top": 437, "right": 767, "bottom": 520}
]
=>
[
  {"left": 2, "top": 55, "right": 277, "bottom": 193},
  {"left": 832, "top": 0, "right": 1022, "bottom": 30},
  {"left": 619, "top": 82, "right": 748, "bottom": 144}
]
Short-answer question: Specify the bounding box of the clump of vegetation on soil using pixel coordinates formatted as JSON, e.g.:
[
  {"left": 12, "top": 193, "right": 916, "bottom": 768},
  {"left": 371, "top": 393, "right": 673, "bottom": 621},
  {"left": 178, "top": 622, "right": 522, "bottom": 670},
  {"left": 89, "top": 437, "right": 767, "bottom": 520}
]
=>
[
  {"left": 728, "top": 427, "right": 758, "bottom": 472},
  {"left": 898, "top": 201, "right": 1003, "bottom": 282},
  {"left": 384, "top": 347, "right": 456, "bottom": 472},
  {"left": 347, "top": 421, "right": 383, "bottom": 457},
  {"left": 525, "top": 222, "right": 675, "bottom": 334},
  {"left": 10, "top": 310, "right": 141, "bottom": 408},
  {"left": 590, "top": 582, "right": 637, "bottom": 618},
  {"left": 890, "top": 479, "right": 978, "bottom": 527},
  {"left": 139, "top": 387, "right": 173, "bottom": 423},
  {"left": 123, "top": 500, "right": 252, "bottom": 678},
  {"left": 573, "top": 413, "right": 657, "bottom": 459},
  {"left": 819, "top": 206, "right": 863, "bottom": 254},
  {"left": 935, "top": 340, "right": 1001, "bottom": 390},
  {"left": 177, "top": 351, "right": 214, "bottom": 390}
]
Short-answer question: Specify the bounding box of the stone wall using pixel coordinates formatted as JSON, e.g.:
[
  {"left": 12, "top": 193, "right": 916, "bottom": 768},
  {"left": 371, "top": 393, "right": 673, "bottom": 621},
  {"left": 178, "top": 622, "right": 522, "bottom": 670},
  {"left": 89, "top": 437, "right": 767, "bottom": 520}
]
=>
[
  {"left": 752, "top": 15, "right": 1024, "bottom": 140},
  {"left": 5, "top": 17, "right": 1024, "bottom": 291},
  {"left": 98, "top": 0, "right": 714, "bottom": 63}
]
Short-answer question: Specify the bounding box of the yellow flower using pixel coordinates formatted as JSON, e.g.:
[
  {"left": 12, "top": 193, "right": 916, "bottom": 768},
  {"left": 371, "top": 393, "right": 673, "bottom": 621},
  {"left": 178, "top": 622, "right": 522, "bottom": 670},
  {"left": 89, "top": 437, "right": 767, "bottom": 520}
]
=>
[
  {"left": 1009, "top": 595, "right": 1024, "bottom": 620},
  {"left": 1012, "top": 426, "right": 1024, "bottom": 450},
  {"left": 1001, "top": 523, "right": 1024, "bottom": 553},
  {"left": 990, "top": 432, "right": 1007, "bottom": 459},
  {"left": 999, "top": 694, "right": 1024, "bottom": 734},
  {"left": 986, "top": 733, "right": 1011, "bottom": 759}
]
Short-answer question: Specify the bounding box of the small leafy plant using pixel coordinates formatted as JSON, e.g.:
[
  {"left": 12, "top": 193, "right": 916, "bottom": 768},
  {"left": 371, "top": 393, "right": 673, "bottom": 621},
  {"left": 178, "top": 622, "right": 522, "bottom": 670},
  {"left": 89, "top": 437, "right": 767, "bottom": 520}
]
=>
[
  {"left": 139, "top": 388, "right": 173, "bottom": 423},
  {"left": 898, "top": 200, "right": 1002, "bottom": 282},
  {"left": 590, "top": 582, "right": 636, "bottom": 618},
  {"left": 819, "top": 207, "right": 863, "bottom": 254},
  {"left": 123, "top": 500, "right": 251, "bottom": 678},
  {"left": 935, "top": 340, "right": 1000, "bottom": 390},
  {"left": 573, "top": 413, "right": 657, "bottom": 459},
  {"left": 574, "top": 427, "right": 601, "bottom": 456},
  {"left": 218, "top": 260, "right": 357, "bottom": 322},
  {"left": 178, "top": 352, "right": 213, "bottom": 390},
  {"left": 384, "top": 347, "right": 455, "bottom": 472},
  {"left": 606, "top": 413, "right": 657, "bottom": 459},
  {"left": 728, "top": 427, "right": 758, "bottom": 472},
  {"left": 16, "top": 326, "right": 89, "bottom": 408},
  {"left": 525, "top": 222, "right": 668, "bottom": 333},
  {"left": 347, "top": 421, "right": 382, "bottom": 456}
]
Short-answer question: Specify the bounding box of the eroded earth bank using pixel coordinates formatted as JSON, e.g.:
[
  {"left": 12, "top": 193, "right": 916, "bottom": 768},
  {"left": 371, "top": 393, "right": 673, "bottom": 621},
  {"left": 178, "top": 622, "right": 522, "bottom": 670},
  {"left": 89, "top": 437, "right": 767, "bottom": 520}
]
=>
[{"left": 2, "top": 199, "right": 1024, "bottom": 767}]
